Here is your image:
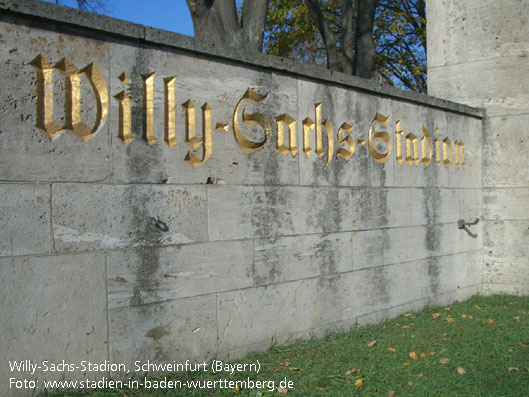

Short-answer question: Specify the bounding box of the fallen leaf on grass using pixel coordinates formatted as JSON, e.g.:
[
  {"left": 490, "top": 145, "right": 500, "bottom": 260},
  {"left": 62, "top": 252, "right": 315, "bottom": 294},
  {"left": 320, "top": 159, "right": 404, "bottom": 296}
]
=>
[
  {"left": 408, "top": 381, "right": 413, "bottom": 386},
  {"left": 510, "top": 301, "right": 518, "bottom": 305},
  {"left": 315, "top": 387, "right": 327, "bottom": 391},
  {"left": 475, "top": 305, "right": 481, "bottom": 310},
  {"left": 432, "top": 313, "right": 442, "bottom": 318},
  {"left": 288, "top": 367, "right": 300, "bottom": 371},
  {"left": 280, "top": 361, "right": 290, "bottom": 367},
  {"left": 446, "top": 317, "right": 455, "bottom": 323},
  {"left": 514, "top": 316, "right": 520, "bottom": 323},
  {"left": 351, "top": 367, "right": 361, "bottom": 373},
  {"left": 444, "top": 307, "right": 451, "bottom": 311},
  {"left": 439, "top": 358, "right": 451, "bottom": 364},
  {"left": 457, "top": 367, "right": 466, "bottom": 375},
  {"left": 368, "top": 340, "right": 377, "bottom": 347},
  {"left": 277, "top": 387, "right": 288, "bottom": 394},
  {"left": 405, "top": 313, "right": 412, "bottom": 317},
  {"left": 403, "top": 362, "right": 411, "bottom": 367},
  {"left": 417, "top": 373, "right": 424, "bottom": 379},
  {"left": 504, "top": 305, "right": 509, "bottom": 309},
  {"left": 388, "top": 348, "right": 397, "bottom": 353},
  {"left": 520, "top": 343, "right": 527, "bottom": 348},
  {"left": 401, "top": 325, "right": 410, "bottom": 329},
  {"left": 508, "top": 367, "right": 519, "bottom": 372},
  {"left": 273, "top": 368, "right": 281, "bottom": 373},
  {"left": 409, "top": 352, "right": 418, "bottom": 361},
  {"left": 462, "top": 314, "right": 467, "bottom": 318},
  {"left": 354, "top": 379, "right": 363, "bottom": 387},
  {"left": 499, "top": 330, "right": 504, "bottom": 335},
  {"left": 388, "top": 391, "right": 396, "bottom": 397},
  {"left": 420, "top": 353, "right": 428, "bottom": 359},
  {"left": 468, "top": 315, "right": 473, "bottom": 319},
  {"left": 508, "top": 348, "right": 514, "bottom": 353},
  {"left": 488, "top": 319, "right": 494, "bottom": 324}
]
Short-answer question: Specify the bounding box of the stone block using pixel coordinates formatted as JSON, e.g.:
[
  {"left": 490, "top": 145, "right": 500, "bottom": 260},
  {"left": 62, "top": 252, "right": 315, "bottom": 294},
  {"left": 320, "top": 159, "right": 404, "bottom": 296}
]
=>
[
  {"left": 483, "top": 188, "right": 529, "bottom": 220},
  {"left": 410, "top": 188, "right": 461, "bottom": 226},
  {"left": 482, "top": 283, "right": 529, "bottom": 296},
  {"left": 318, "top": 261, "right": 423, "bottom": 326},
  {"left": 0, "top": 18, "right": 111, "bottom": 182},
  {"left": 422, "top": 250, "right": 482, "bottom": 298},
  {"left": 483, "top": 220, "right": 529, "bottom": 265},
  {"left": 217, "top": 280, "right": 319, "bottom": 353},
  {"left": 384, "top": 226, "right": 429, "bottom": 265},
  {"left": 426, "top": 0, "right": 468, "bottom": 68},
  {"left": 352, "top": 229, "right": 385, "bottom": 271},
  {"left": 109, "top": 294, "right": 217, "bottom": 375},
  {"left": 52, "top": 184, "right": 207, "bottom": 253},
  {"left": 466, "top": 0, "right": 529, "bottom": 62},
  {"left": 254, "top": 232, "right": 353, "bottom": 286},
  {"left": 0, "top": 253, "right": 107, "bottom": 396},
  {"left": 483, "top": 115, "right": 529, "bottom": 187},
  {"left": 428, "top": 56, "right": 529, "bottom": 117},
  {"left": 207, "top": 185, "right": 362, "bottom": 241},
  {"left": 0, "top": 184, "right": 51, "bottom": 257},
  {"left": 108, "top": 42, "right": 299, "bottom": 185},
  {"left": 108, "top": 240, "right": 253, "bottom": 309},
  {"left": 459, "top": 188, "right": 482, "bottom": 221}
]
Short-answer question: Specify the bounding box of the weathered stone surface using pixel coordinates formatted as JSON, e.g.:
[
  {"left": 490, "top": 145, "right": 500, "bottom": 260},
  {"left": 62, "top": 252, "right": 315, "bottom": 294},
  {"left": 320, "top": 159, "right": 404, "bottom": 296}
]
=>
[
  {"left": 428, "top": 56, "right": 529, "bottom": 117},
  {"left": 483, "top": 220, "right": 529, "bottom": 285},
  {"left": 426, "top": 0, "right": 468, "bottom": 68},
  {"left": 0, "top": 184, "right": 51, "bottom": 256},
  {"left": 422, "top": 250, "right": 482, "bottom": 297},
  {"left": 352, "top": 229, "right": 385, "bottom": 270},
  {"left": 207, "top": 185, "right": 363, "bottom": 240},
  {"left": 483, "top": 115, "right": 529, "bottom": 188},
  {"left": 297, "top": 78, "right": 394, "bottom": 187},
  {"left": 108, "top": 240, "right": 253, "bottom": 309},
  {"left": 483, "top": 188, "right": 529, "bottom": 220},
  {"left": 253, "top": 232, "right": 353, "bottom": 286},
  {"left": 318, "top": 261, "right": 423, "bottom": 326},
  {"left": 466, "top": 0, "right": 529, "bottom": 62},
  {"left": 52, "top": 184, "right": 207, "bottom": 252},
  {"left": 0, "top": 18, "right": 112, "bottom": 182},
  {"left": 0, "top": 253, "right": 107, "bottom": 396},
  {"left": 217, "top": 280, "right": 319, "bottom": 353},
  {"left": 459, "top": 188, "right": 482, "bottom": 221},
  {"left": 384, "top": 226, "right": 429, "bottom": 265},
  {"left": 109, "top": 294, "right": 217, "bottom": 375}
]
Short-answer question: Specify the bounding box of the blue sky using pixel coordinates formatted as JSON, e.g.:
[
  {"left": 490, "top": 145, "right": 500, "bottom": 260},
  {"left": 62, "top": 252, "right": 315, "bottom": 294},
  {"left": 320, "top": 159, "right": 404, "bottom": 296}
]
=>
[{"left": 44, "top": 0, "right": 195, "bottom": 36}]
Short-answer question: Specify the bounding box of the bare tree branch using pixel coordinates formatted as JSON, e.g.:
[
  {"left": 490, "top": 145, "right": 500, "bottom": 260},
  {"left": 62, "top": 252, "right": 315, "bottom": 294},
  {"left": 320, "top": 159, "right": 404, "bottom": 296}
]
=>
[{"left": 340, "top": 0, "right": 354, "bottom": 74}]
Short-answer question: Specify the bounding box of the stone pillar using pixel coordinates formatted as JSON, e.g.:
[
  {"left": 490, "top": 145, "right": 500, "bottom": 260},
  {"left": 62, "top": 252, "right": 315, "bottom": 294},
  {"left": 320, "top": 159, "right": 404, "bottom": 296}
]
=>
[{"left": 427, "top": 0, "right": 529, "bottom": 295}]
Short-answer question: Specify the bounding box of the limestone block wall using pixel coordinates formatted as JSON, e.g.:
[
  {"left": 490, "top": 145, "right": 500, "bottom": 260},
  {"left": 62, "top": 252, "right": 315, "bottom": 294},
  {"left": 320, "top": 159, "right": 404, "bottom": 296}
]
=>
[
  {"left": 1, "top": 1, "right": 483, "bottom": 393},
  {"left": 427, "top": 0, "right": 529, "bottom": 295}
]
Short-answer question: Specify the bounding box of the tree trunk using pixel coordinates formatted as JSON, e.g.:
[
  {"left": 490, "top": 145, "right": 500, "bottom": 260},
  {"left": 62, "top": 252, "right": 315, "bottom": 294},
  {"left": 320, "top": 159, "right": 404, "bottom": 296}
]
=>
[
  {"left": 187, "top": 0, "right": 268, "bottom": 52},
  {"left": 340, "top": 0, "right": 354, "bottom": 74},
  {"left": 353, "top": 0, "right": 378, "bottom": 78}
]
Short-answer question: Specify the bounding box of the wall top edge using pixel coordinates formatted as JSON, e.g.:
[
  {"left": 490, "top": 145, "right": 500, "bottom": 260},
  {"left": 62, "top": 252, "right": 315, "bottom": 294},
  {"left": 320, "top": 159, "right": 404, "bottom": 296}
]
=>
[{"left": 1, "top": 0, "right": 484, "bottom": 119}]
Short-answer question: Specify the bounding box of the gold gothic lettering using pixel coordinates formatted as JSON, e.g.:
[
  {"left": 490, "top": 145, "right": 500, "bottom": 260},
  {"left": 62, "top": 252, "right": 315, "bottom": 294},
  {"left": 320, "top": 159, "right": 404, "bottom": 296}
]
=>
[
  {"left": 114, "top": 72, "right": 132, "bottom": 144},
  {"left": 368, "top": 113, "right": 392, "bottom": 164},
  {"left": 233, "top": 89, "right": 272, "bottom": 153},
  {"left": 336, "top": 122, "right": 355, "bottom": 161},
  {"left": 183, "top": 101, "right": 213, "bottom": 168},
  {"left": 30, "top": 57, "right": 468, "bottom": 171},
  {"left": 164, "top": 76, "right": 177, "bottom": 148},
  {"left": 421, "top": 123, "right": 433, "bottom": 167},
  {"left": 275, "top": 114, "right": 298, "bottom": 156},
  {"left": 30, "top": 54, "right": 108, "bottom": 142},
  {"left": 142, "top": 72, "right": 156, "bottom": 145}
]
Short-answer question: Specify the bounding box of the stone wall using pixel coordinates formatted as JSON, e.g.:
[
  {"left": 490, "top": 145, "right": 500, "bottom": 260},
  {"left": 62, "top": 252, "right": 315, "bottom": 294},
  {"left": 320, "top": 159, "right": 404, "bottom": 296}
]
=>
[
  {"left": 427, "top": 0, "right": 529, "bottom": 295},
  {"left": 1, "top": 1, "right": 483, "bottom": 394}
]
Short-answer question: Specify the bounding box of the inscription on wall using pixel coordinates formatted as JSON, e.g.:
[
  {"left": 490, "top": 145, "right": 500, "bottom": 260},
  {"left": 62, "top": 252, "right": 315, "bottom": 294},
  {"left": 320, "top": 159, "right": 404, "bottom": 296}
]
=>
[{"left": 30, "top": 55, "right": 466, "bottom": 169}]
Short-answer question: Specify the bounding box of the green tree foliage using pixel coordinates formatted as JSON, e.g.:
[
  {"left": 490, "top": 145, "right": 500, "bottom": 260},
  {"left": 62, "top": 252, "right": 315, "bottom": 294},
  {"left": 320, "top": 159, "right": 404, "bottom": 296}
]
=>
[{"left": 264, "top": 0, "right": 427, "bottom": 93}]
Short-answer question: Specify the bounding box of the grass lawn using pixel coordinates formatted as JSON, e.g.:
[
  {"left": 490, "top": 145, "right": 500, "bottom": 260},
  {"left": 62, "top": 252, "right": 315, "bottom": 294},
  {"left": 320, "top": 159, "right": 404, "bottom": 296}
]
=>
[{"left": 41, "top": 294, "right": 529, "bottom": 396}]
